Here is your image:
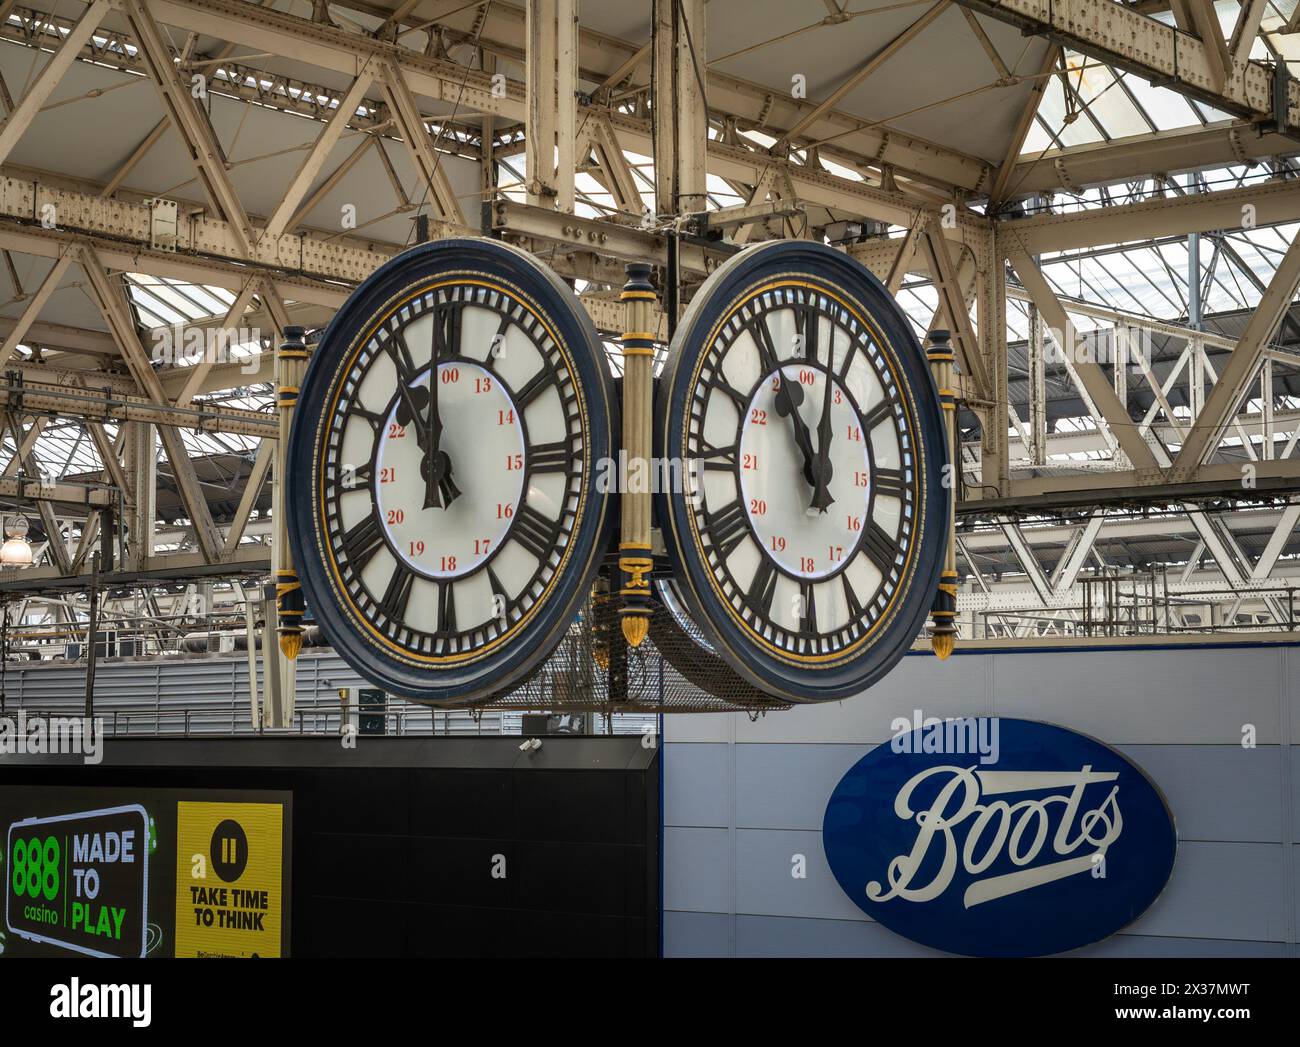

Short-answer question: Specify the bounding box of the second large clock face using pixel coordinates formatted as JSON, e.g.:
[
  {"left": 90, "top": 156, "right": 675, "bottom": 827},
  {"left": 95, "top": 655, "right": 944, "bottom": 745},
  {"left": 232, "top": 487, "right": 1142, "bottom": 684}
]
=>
[
  {"left": 287, "top": 238, "right": 616, "bottom": 702},
  {"left": 691, "top": 279, "right": 925, "bottom": 652},
  {"left": 688, "top": 283, "right": 918, "bottom": 655},
  {"left": 659, "top": 240, "right": 948, "bottom": 702}
]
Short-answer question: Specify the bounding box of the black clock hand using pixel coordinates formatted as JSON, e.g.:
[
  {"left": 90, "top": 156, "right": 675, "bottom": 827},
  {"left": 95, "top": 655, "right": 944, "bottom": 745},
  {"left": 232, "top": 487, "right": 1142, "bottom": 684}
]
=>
[
  {"left": 810, "top": 367, "right": 835, "bottom": 513},
  {"left": 772, "top": 372, "right": 818, "bottom": 490},
  {"left": 437, "top": 459, "right": 461, "bottom": 505},
  {"left": 423, "top": 365, "right": 445, "bottom": 509},
  {"left": 424, "top": 310, "right": 460, "bottom": 509},
  {"left": 396, "top": 383, "right": 429, "bottom": 450}
]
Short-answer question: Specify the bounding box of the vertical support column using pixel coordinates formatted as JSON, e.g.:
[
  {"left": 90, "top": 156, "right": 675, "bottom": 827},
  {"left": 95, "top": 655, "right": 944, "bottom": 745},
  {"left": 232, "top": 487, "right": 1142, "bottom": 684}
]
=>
[
  {"left": 927, "top": 331, "right": 958, "bottom": 659},
  {"left": 651, "top": 0, "right": 674, "bottom": 217},
  {"left": 1112, "top": 321, "right": 1128, "bottom": 405},
  {"left": 261, "top": 590, "right": 282, "bottom": 729},
  {"left": 1029, "top": 304, "right": 1047, "bottom": 467},
  {"left": 237, "top": 581, "right": 261, "bottom": 728},
  {"left": 1186, "top": 175, "right": 1204, "bottom": 433},
  {"left": 480, "top": 51, "right": 497, "bottom": 206},
  {"left": 651, "top": 0, "right": 707, "bottom": 217},
  {"left": 619, "top": 263, "right": 658, "bottom": 648},
  {"left": 556, "top": 0, "right": 576, "bottom": 213},
  {"left": 271, "top": 325, "right": 309, "bottom": 727},
  {"left": 123, "top": 421, "right": 155, "bottom": 571},
  {"left": 979, "top": 234, "right": 1009, "bottom": 495},
  {"left": 1262, "top": 359, "right": 1275, "bottom": 460},
  {"left": 674, "top": 0, "right": 707, "bottom": 216},
  {"left": 525, "top": 0, "right": 575, "bottom": 211},
  {"left": 84, "top": 551, "right": 100, "bottom": 719},
  {"left": 1189, "top": 335, "right": 1205, "bottom": 421}
]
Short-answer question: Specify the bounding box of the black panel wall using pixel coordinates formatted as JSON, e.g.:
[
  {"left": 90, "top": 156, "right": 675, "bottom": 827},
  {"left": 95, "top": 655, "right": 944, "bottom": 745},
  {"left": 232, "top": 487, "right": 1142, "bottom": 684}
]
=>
[{"left": 0, "top": 736, "right": 660, "bottom": 958}]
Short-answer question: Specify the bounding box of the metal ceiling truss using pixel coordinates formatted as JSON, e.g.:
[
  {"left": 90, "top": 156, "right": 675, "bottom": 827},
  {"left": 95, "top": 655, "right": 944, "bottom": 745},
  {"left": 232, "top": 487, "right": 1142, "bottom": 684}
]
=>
[{"left": 0, "top": 0, "right": 1292, "bottom": 634}]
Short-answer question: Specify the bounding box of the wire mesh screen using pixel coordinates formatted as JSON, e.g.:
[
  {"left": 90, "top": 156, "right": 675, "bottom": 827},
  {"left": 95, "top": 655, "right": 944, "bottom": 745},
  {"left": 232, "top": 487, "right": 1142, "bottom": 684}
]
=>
[{"left": 465, "top": 588, "right": 790, "bottom": 714}]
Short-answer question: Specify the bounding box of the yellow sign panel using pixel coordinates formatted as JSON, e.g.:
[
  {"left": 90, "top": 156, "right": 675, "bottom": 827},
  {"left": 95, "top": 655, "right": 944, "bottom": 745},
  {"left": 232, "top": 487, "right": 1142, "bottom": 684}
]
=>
[{"left": 174, "top": 801, "right": 284, "bottom": 958}]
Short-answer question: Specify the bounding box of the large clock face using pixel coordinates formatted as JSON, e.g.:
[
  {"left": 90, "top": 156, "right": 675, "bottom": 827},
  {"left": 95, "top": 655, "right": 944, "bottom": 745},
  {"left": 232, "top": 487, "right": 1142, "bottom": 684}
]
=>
[
  {"left": 658, "top": 241, "right": 948, "bottom": 702},
  {"left": 287, "top": 239, "right": 616, "bottom": 703}
]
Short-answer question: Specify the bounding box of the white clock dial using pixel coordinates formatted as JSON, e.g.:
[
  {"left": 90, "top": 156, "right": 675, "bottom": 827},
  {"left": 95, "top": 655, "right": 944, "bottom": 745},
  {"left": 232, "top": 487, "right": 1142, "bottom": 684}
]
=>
[
  {"left": 738, "top": 365, "right": 869, "bottom": 580},
  {"left": 374, "top": 362, "right": 526, "bottom": 580},
  {"left": 685, "top": 283, "right": 919, "bottom": 658},
  {"left": 320, "top": 280, "right": 585, "bottom": 660}
]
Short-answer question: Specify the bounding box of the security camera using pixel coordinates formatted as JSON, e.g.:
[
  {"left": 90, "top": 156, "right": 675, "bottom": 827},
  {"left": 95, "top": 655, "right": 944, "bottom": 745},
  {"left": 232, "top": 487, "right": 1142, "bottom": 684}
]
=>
[{"left": 517, "top": 737, "right": 542, "bottom": 753}]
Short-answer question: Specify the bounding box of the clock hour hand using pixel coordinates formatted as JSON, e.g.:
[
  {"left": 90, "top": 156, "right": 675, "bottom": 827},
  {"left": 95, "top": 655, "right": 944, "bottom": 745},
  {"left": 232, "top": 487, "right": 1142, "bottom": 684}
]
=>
[
  {"left": 424, "top": 321, "right": 459, "bottom": 509},
  {"left": 809, "top": 367, "right": 835, "bottom": 514},
  {"left": 396, "top": 383, "right": 429, "bottom": 448},
  {"left": 435, "top": 453, "right": 461, "bottom": 505},
  {"left": 772, "top": 371, "right": 818, "bottom": 491}
]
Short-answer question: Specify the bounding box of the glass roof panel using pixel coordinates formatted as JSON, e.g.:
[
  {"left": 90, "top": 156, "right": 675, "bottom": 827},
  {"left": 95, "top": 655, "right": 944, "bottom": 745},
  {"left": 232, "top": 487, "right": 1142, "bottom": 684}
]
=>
[
  {"left": 1035, "top": 75, "right": 1103, "bottom": 148},
  {"left": 1070, "top": 62, "right": 1149, "bottom": 137},
  {"left": 1021, "top": 120, "right": 1053, "bottom": 155},
  {"left": 1022, "top": 49, "right": 1209, "bottom": 156}
]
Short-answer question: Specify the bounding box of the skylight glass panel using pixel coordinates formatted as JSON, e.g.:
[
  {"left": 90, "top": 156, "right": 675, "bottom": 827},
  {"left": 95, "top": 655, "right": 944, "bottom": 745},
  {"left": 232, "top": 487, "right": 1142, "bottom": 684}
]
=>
[
  {"left": 1099, "top": 74, "right": 1202, "bottom": 134},
  {"left": 1006, "top": 298, "right": 1030, "bottom": 341},
  {"left": 1036, "top": 76, "right": 1103, "bottom": 148},
  {"left": 1021, "top": 120, "right": 1052, "bottom": 155},
  {"left": 1219, "top": 237, "right": 1269, "bottom": 287},
  {"left": 1070, "top": 63, "right": 1149, "bottom": 138}
]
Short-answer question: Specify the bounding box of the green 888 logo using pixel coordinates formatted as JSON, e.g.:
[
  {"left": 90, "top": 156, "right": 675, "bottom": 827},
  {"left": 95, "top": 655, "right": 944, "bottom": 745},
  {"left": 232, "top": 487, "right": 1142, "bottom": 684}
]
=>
[{"left": 10, "top": 837, "right": 59, "bottom": 901}]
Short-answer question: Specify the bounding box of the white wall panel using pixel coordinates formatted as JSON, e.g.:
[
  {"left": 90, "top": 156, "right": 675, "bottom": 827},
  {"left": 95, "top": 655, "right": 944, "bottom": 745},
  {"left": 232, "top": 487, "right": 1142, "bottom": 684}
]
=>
[{"left": 665, "top": 640, "right": 1300, "bottom": 957}]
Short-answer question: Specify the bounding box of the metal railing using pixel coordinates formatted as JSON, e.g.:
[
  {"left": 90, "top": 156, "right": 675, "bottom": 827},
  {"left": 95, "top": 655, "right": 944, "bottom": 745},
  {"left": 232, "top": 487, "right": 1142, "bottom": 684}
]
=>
[
  {"left": 973, "top": 571, "right": 1300, "bottom": 639},
  {"left": 1, "top": 702, "right": 657, "bottom": 739}
]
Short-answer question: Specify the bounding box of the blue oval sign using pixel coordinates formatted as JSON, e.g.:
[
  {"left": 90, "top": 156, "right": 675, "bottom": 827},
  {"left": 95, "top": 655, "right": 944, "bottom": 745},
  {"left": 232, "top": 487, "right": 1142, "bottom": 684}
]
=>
[{"left": 822, "top": 717, "right": 1176, "bottom": 956}]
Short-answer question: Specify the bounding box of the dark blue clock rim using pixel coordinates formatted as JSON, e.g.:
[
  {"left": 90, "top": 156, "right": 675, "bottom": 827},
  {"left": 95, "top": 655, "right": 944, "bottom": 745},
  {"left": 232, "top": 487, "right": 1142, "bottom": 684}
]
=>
[
  {"left": 284, "top": 238, "right": 617, "bottom": 703},
  {"left": 656, "top": 240, "right": 951, "bottom": 702}
]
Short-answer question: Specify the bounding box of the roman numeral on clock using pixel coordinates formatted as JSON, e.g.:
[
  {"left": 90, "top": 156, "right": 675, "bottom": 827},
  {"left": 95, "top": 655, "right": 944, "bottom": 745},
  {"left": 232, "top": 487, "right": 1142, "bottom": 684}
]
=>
[
  {"left": 380, "top": 564, "right": 414, "bottom": 620},
  {"left": 341, "top": 513, "right": 385, "bottom": 572},
  {"left": 389, "top": 331, "right": 418, "bottom": 382},
  {"left": 345, "top": 461, "right": 373, "bottom": 490},
  {"left": 703, "top": 499, "right": 749, "bottom": 560},
  {"left": 700, "top": 442, "right": 738, "bottom": 470},
  {"left": 436, "top": 579, "right": 457, "bottom": 636},
  {"left": 860, "top": 399, "right": 895, "bottom": 433},
  {"left": 348, "top": 405, "right": 385, "bottom": 432},
  {"left": 432, "top": 299, "right": 462, "bottom": 361},
  {"left": 797, "top": 304, "right": 820, "bottom": 365},
  {"left": 799, "top": 581, "right": 818, "bottom": 635},
  {"left": 861, "top": 519, "right": 900, "bottom": 575},
  {"left": 487, "top": 564, "right": 511, "bottom": 615},
  {"left": 873, "top": 467, "right": 907, "bottom": 498},
  {"left": 836, "top": 340, "right": 858, "bottom": 383},
  {"left": 708, "top": 373, "right": 749, "bottom": 409},
  {"left": 748, "top": 314, "right": 781, "bottom": 373},
  {"left": 511, "top": 504, "right": 560, "bottom": 561},
  {"left": 514, "top": 366, "right": 552, "bottom": 407},
  {"left": 842, "top": 573, "right": 865, "bottom": 618},
  {"left": 486, "top": 314, "right": 512, "bottom": 363},
  {"left": 748, "top": 557, "right": 777, "bottom": 613},
  {"left": 529, "top": 441, "right": 572, "bottom": 474}
]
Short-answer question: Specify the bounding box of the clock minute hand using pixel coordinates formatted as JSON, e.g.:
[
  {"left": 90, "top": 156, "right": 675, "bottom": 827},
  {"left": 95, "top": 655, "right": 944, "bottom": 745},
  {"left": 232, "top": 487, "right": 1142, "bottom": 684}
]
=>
[
  {"left": 424, "top": 317, "right": 458, "bottom": 509},
  {"left": 772, "top": 372, "right": 818, "bottom": 489},
  {"left": 810, "top": 368, "right": 835, "bottom": 513}
]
